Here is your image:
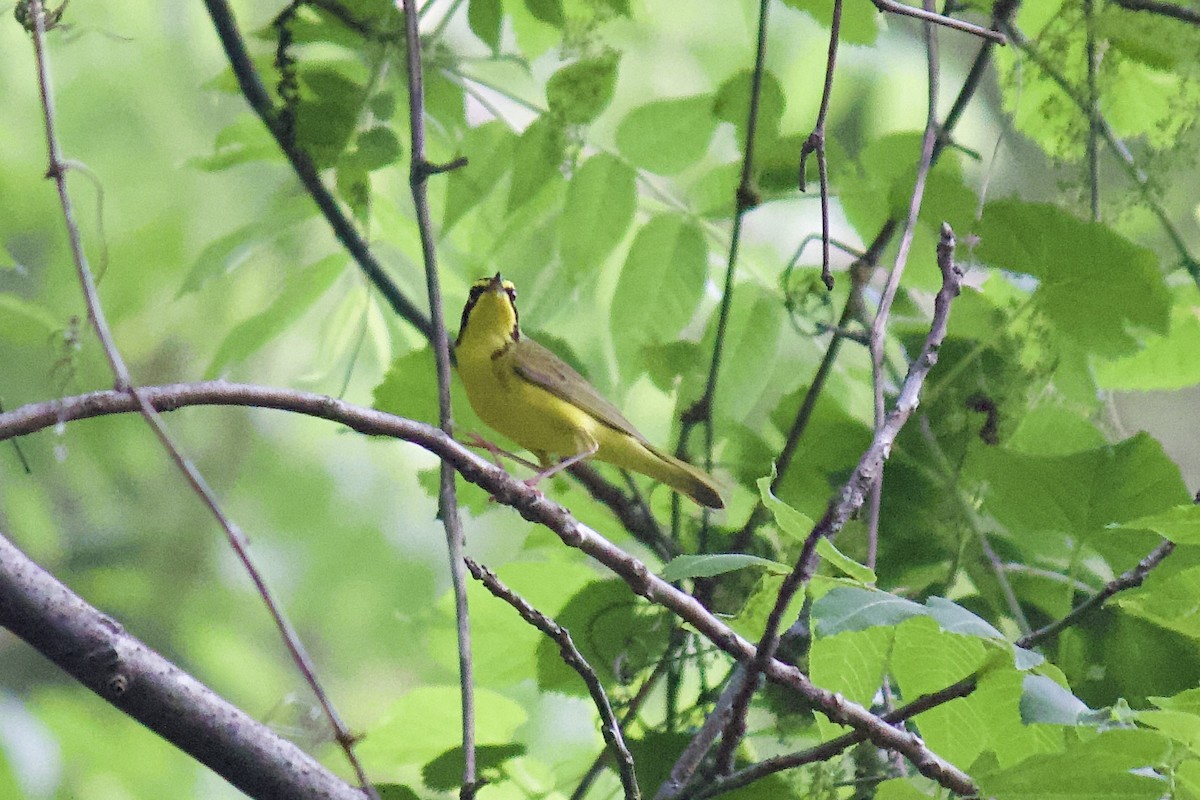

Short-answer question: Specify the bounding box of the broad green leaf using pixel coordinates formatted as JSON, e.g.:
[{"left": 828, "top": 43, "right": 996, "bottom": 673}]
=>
[
  {"left": 873, "top": 781, "right": 931, "bottom": 800},
  {"left": 536, "top": 580, "right": 670, "bottom": 695},
  {"left": 757, "top": 472, "right": 815, "bottom": 541},
  {"left": 468, "top": 0, "right": 501, "bottom": 50},
  {"left": 1095, "top": 289, "right": 1200, "bottom": 391},
  {"left": 661, "top": 553, "right": 790, "bottom": 581},
  {"left": 1122, "top": 504, "right": 1200, "bottom": 544},
  {"left": 975, "top": 729, "right": 1169, "bottom": 800},
  {"left": 615, "top": 95, "right": 717, "bottom": 175},
  {"left": 968, "top": 433, "right": 1189, "bottom": 546},
  {"left": 444, "top": 121, "right": 517, "bottom": 232},
  {"left": 546, "top": 52, "right": 619, "bottom": 124},
  {"left": 524, "top": 0, "right": 563, "bottom": 26},
  {"left": 0, "top": 294, "right": 59, "bottom": 344},
  {"left": 815, "top": 539, "right": 875, "bottom": 584},
  {"left": 976, "top": 200, "right": 1170, "bottom": 357},
  {"left": 190, "top": 114, "right": 279, "bottom": 171},
  {"left": 294, "top": 67, "right": 366, "bottom": 169},
  {"left": 713, "top": 69, "right": 785, "bottom": 150},
  {"left": 373, "top": 347, "right": 481, "bottom": 432},
  {"left": 422, "top": 744, "right": 525, "bottom": 791},
  {"left": 809, "top": 626, "right": 891, "bottom": 707},
  {"left": 611, "top": 214, "right": 707, "bottom": 379},
  {"left": 558, "top": 153, "right": 636, "bottom": 274},
  {"left": 178, "top": 194, "right": 315, "bottom": 296},
  {"left": 782, "top": 0, "right": 880, "bottom": 44},
  {"left": 507, "top": 116, "right": 566, "bottom": 212},
  {"left": 205, "top": 254, "right": 348, "bottom": 378},
  {"left": 1008, "top": 406, "right": 1107, "bottom": 456},
  {"left": 1019, "top": 674, "right": 1090, "bottom": 724},
  {"left": 1136, "top": 708, "right": 1200, "bottom": 750},
  {"left": 345, "top": 126, "right": 402, "bottom": 172},
  {"left": 360, "top": 686, "right": 527, "bottom": 765},
  {"left": 1117, "top": 563, "right": 1200, "bottom": 640},
  {"left": 812, "top": 586, "right": 926, "bottom": 635}
]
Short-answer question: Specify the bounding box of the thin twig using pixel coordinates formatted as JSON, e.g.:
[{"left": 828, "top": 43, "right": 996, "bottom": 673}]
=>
[
  {"left": 871, "top": 0, "right": 1007, "bottom": 43},
  {"left": 397, "top": 1, "right": 477, "bottom": 797},
  {"left": 570, "top": 656, "right": 673, "bottom": 800},
  {"left": 680, "top": 0, "right": 772, "bottom": 494},
  {"left": 1084, "top": 0, "right": 1100, "bottom": 222},
  {"left": 466, "top": 558, "right": 640, "bottom": 800},
  {"left": 1110, "top": 0, "right": 1200, "bottom": 25},
  {"left": 719, "top": 223, "right": 963, "bottom": 784},
  {"left": 0, "top": 381, "right": 978, "bottom": 797},
  {"left": 798, "top": 0, "right": 844, "bottom": 291},
  {"left": 21, "top": 6, "right": 378, "bottom": 797},
  {"left": 864, "top": 0, "right": 942, "bottom": 565},
  {"left": 201, "top": 0, "right": 433, "bottom": 340}
]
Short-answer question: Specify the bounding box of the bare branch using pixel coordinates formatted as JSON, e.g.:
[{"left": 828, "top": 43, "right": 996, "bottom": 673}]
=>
[
  {"left": 871, "top": 0, "right": 1007, "bottom": 43},
  {"left": 0, "top": 382, "right": 976, "bottom": 796},
  {"left": 21, "top": 4, "right": 376, "bottom": 794},
  {"left": 396, "top": 1, "right": 477, "bottom": 795},
  {"left": 465, "top": 558, "right": 640, "bottom": 800},
  {"left": 0, "top": 531, "right": 365, "bottom": 800}
]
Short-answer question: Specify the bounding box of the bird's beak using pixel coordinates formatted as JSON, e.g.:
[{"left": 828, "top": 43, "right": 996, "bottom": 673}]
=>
[{"left": 487, "top": 272, "right": 505, "bottom": 293}]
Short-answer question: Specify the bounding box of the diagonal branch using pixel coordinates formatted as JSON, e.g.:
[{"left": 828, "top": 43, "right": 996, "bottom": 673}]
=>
[
  {"left": 0, "top": 530, "right": 364, "bottom": 800},
  {"left": 871, "top": 0, "right": 1008, "bottom": 42},
  {"left": 465, "top": 558, "right": 640, "bottom": 800},
  {"left": 0, "top": 382, "right": 976, "bottom": 796},
  {"left": 200, "top": 0, "right": 433, "bottom": 340},
  {"left": 20, "top": 4, "right": 376, "bottom": 796}
]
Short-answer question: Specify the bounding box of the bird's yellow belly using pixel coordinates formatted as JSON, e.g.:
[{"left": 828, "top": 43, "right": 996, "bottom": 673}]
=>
[{"left": 458, "top": 351, "right": 600, "bottom": 458}]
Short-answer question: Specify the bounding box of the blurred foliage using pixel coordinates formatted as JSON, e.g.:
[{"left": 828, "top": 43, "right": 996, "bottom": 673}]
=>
[{"left": 2, "top": 0, "right": 1200, "bottom": 799}]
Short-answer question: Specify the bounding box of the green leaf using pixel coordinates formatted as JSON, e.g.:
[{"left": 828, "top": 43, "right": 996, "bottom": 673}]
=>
[
  {"left": 294, "top": 67, "right": 366, "bottom": 169},
  {"left": 611, "top": 214, "right": 708, "bottom": 379},
  {"left": 1095, "top": 287, "right": 1200, "bottom": 391},
  {"left": 1019, "top": 674, "right": 1091, "bottom": 724},
  {"left": 205, "top": 254, "right": 348, "bottom": 378},
  {"left": 1122, "top": 504, "right": 1200, "bottom": 544},
  {"left": 812, "top": 586, "right": 926, "bottom": 636},
  {"left": 615, "top": 94, "right": 717, "bottom": 175},
  {"left": 507, "top": 116, "right": 566, "bottom": 212},
  {"left": 546, "top": 52, "right": 619, "bottom": 125},
  {"left": 468, "top": 0, "right": 501, "bottom": 50},
  {"left": 757, "top": 472, "right": 815, "bottom": 541},
  {"left": 536, "top": 580, "right": 670, "bottom": 695},
  {"left": 558, "top": 153, "right": 636, "bottom": 275},
  {"left": 968, "top": 433, "right": 1190, "bottom": 546},
  {"left": 815, "top": 538, "right": 875, "bottom": 584},
  {"left": 444, "top": 120, "right": 517, "bottom": 232},
  {"left": 422, "top": 744, "right": 525, "bottom": 791},
  {"left": 782, "top": 0, "right": 880, "bottom": 45},
  {"left": 190, "top": 114, "right": 280, "bottom": 171},
  {"left": 360, "top": 686, "right": 528, "bottom": 765},
  {"left": 0, "top": 293, "right": 59, "bottom": 344},
  {"left": 693, "top": 284, "right": 785, "bottom": 425},
  {"left": 976, "top": 200, "right": 1170, "bottom": 357},
  {"left": 346, "top": 126, "right": 402, "bottom": 172},
  {"left": 524, "top": 0, "right": 563, "bottom": 26},
  {"left": 661, "top": 553, "right": 790, "bottom": 582},
  {"left": 976, "top": 729, "right": 1169, "bottom": 800},
  {"left": 713, "top": 69, "right": 785, "bottom": 150},
  {"left": 179, "top": 194, "right": 315, "bottom": 296},
  {"left": 809, "top": 626, "right": 891, "bottom": 707}
]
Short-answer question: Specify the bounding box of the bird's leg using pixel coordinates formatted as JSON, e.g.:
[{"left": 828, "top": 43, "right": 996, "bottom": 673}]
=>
[
  {"left": 523, "top": 440, "right": 600, "bottom": 490},
  {"left": 463, "top": 432, "right": 542, "bottom": 471}
]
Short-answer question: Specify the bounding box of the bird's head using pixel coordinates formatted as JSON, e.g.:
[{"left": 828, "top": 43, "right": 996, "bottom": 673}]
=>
[{"left": 456, "top": 273, "right": 519, "bottom": 350}]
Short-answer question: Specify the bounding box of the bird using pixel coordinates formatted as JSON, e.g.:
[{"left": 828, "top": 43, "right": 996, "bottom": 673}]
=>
[{"left": 455, "top": 273, "right": 724, "bottom": 509}]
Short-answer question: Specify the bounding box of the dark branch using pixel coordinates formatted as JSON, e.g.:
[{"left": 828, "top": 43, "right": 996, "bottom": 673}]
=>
[{"left": 1110, "top": 0, "right": 1200, "bottom": 25}]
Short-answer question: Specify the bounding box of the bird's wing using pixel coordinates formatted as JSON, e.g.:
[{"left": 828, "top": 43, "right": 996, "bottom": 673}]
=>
[{"left": 512, "top": 338, "right": 647, "bottom": 441}]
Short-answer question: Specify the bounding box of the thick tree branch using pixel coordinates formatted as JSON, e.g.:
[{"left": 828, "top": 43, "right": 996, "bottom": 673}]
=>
[
  {"left": 0, "top": 384, "right": 976, "bottom": 796},
  {"left": 0, "top": 531, "right": 366, "bottom": 800}
]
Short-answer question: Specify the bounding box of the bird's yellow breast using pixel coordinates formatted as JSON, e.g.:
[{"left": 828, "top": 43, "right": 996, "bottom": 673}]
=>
[{"left": 457, "top": 342, "right": 600, "bottom": 459}]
